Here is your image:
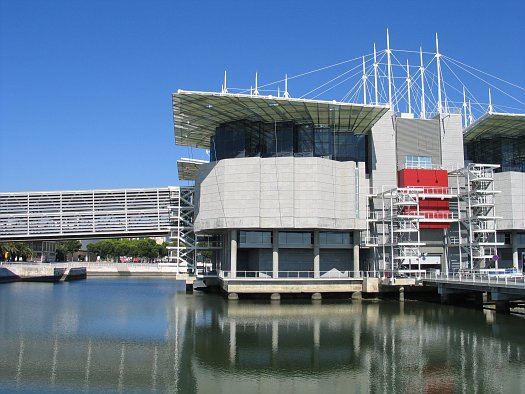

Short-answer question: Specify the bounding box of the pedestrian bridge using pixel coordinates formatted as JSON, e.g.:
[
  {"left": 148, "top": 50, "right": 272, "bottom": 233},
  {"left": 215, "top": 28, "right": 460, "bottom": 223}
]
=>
[{"left": 0, "top": 187, "right": 192, "bottom": 241}]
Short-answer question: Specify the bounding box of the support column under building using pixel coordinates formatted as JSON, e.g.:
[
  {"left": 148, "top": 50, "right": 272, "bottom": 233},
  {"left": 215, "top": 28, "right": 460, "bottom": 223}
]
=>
[
  {"left": 512, "top": 231, "right": 519, "bottom": 270},
  {"left": 272, "top": 229, "right": 279, "bottom": 279},
  {"left": 353, "top": 230, "right": 360, "bottom": 277},
  {"left": 230, "top": 230, "right": 237, "bottom": 279},
  {"left": 313, "top": 230, "right": 320, "bottom": 279}
]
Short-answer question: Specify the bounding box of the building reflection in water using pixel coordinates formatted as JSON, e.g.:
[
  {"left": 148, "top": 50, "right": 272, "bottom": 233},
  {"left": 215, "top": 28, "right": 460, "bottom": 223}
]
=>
[{"left": 0, "top": 281, "right": 525, "bottom": 393}]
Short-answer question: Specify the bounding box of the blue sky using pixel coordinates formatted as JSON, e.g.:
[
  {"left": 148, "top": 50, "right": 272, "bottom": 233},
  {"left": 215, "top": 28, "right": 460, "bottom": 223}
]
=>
[{"left": 1, "top": 0, "right": 524, "bottom": 192}]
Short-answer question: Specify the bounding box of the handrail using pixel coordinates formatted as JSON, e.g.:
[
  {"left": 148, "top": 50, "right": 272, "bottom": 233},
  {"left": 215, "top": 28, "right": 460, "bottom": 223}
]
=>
[
  {"left": 420, "top": 270, "right": 525, "bottom": 288},
  {"left": 219, "top": 270, "right": 363, "bottom": 279}
]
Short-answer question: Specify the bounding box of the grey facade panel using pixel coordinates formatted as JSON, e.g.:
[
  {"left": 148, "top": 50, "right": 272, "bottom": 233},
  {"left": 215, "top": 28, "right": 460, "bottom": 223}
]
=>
[
  {"left": 194, "top": 157, "right": 367, "bottom": 232},
  {"left": 441, "top": 114, "right": 465, "bottom": 169},
  {"left": 494, "top": 172, "right": 525, "bottom": 230},
  {"left": 369, "top": 111, "right": 397, "bottom": 192},
  {"left": 396, "top": 118, "right": 441, "bottom": 168}
]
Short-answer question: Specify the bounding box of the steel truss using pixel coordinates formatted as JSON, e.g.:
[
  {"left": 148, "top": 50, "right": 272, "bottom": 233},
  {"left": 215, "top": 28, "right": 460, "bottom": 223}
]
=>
[
  {"left": 366, "top": 164, "right": 502, "bottom": 274},
  {"left": 450, "top": 163, "right": 502, "bottom": 270}
]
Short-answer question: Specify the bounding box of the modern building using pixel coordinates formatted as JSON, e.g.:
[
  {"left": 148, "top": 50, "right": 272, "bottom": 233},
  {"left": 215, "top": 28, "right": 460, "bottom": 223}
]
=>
[
  {"left": 172, "top": 91, "right": 525, "bottom": 281},
  {"left": 1, "top": 36, "right": 524, "bottom": 288}
]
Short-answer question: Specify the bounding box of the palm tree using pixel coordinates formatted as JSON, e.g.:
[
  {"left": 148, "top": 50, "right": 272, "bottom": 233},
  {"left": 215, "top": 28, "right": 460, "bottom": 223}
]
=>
[
  {"left": 0, "top": 242, "right": 33, "bottom": 262},
  {"left": 0, "top": 243, "right": 7, "bottom": 262},
  {"left": 5, "top": 242, "right": 18, "bottom": 261},
  {"left": 16, "top": 243, "right": 34, "bottom": 261}
]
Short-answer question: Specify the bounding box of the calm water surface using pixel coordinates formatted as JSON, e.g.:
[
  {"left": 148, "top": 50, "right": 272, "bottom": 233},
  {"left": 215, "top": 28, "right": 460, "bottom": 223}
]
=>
[{"left": 0, "top": 277, "right": 524, "bottom": 393}]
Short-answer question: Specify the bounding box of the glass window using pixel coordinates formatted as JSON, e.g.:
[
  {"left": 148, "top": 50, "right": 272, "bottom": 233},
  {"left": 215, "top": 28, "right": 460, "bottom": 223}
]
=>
[
  {"left": 212, "top": 125, "right": 246, "bottom": 160},
  {"left": 264, "top": 122, "right": 294, "bottom": 157},
  {"left": 319, "top": 232, "right": 352, "bottom": 245},
  {"left": 279, "top": 232, "right": 312, "bottom": 245},
  {"left": 405, "top": 155, "right": 432, "bottom": 169},
  {"left": 496, "top": 232, "right": 511, "bottom": 245},
  {"left": 210, "top": 120, "right": 369, "bottom": 164},
  {"left": 295, "top": 124, "right": 314, "bottom": 156},
  {"left": 466, "top": 136, "right": 525, "bottom": 173},
  {"left": 239, "top": 231, "right": 272, "bottom": 245},
  {"left": 314, "top": 128, "right": 333, "bottom": 158}
]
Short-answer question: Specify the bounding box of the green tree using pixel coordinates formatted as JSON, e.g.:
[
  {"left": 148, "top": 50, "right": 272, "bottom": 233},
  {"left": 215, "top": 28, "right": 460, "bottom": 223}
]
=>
[
  {"left": 157, "top": 242, "right": 169, "bottom": 259},
  {"left": 86, "top": 242, "right": 99, "bottom": 257},
  {"left": 136, "top": 239, "right": 159, "bottom": 261},
  {"left": 0, "top": 242, "right": 33, "bottom": 262},
  {"left": 56, "top": 240, "right": 82, "bottom": 261}
]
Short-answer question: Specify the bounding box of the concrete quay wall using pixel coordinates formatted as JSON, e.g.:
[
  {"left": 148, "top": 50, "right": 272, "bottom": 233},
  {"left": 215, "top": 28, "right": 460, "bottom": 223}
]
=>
[
  {"left": 220, "top": 279, "right": 363, "bottom": 294},
  {"left": 0, "top": 264, "right": 86, "bottom": 282},
  {"left": 54, "top": 263, "right": 196, "bottom": 284}
]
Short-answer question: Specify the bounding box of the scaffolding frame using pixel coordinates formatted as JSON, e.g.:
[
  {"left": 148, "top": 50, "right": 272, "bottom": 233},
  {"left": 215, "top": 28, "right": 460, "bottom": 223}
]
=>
[
  {"left": 366, "top": 164, "right": 503, "bottom": 274},
  {"left": 450, "top": 163, "right": 503, "bottom": 270}
]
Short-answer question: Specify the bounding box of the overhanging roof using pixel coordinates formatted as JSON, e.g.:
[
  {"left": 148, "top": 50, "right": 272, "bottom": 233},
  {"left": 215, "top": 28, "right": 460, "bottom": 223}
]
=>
[
  {"left": 172, "top": 90, "right": 389, "bottom": 148},
  {"left": 177, "top": 158, "right": 207, "bottom": 181},
  {"left": 463, "top": 112, "right": 525, "bottom": 142}
]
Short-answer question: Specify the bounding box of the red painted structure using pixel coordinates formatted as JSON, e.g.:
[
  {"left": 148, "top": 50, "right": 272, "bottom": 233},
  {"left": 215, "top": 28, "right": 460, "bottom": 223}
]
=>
[{"left": 397, "top": 169, "right": 451, "bottom": 229}]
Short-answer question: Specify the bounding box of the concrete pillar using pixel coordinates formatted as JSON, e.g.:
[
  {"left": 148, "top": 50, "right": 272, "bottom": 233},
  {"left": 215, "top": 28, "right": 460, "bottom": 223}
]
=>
[
  {"left": 353, "top": 230, "right": 360, "bottom": 277},
  {"left": 230, "top": 230, "right": 237, "bottom": 279},
  {"left": 442, "top": 229, "right": 448, "bottom": 274},
  {"left": 270, "top": 293, "right": 280, "bottom": 301},
  {"left": 272, "top": 229, "right": 279, "bottom": 279},
  {"left": 313, "top": 230, "right": 320, "bottom": 278},
  {"left": 512, "top": 231, "right": 519, "bottom": 270}
]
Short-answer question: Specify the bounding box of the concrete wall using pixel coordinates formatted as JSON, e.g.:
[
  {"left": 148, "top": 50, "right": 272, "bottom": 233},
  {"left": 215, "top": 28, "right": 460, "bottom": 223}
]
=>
[
  {"left": 369, "top": 110, "right": 397, "bottom": 192},
  {"left": 396, "top": 117, "right": 441, "bottom": 168},
  {"left": 368, "top": 112, "right": 464, "bottom": 195},
  {"left": 194, "top": 157, "right": 366, "bottom": 232},
  {"left": 494, "top": 172, "right": 525, "bottom": 230},
  {"left": 440, "top": 113, "right": 465, "bottom": 170}
]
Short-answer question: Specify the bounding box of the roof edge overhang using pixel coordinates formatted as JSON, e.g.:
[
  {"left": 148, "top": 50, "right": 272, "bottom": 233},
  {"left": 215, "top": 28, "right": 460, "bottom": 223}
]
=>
[
  {"left": 172, "top": 90, "right": 389, "bottom": 149},
  {"left": 463, "top": 112, "right": 525, "bottom": 142}
]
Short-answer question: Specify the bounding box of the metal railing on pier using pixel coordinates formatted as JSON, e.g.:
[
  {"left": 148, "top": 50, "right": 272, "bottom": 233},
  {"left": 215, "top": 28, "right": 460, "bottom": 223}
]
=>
[
  {"left": 421, "top": 270, "right": 525, "bottom": 288},
  {"left": 219, "top": 270, "right": 363, "bottom": 279}
]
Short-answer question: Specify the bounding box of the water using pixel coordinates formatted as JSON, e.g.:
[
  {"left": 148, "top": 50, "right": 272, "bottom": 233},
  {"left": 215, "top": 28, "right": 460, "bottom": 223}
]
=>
[{"left": 0, "top": 278, "right": 524, "bottom": 393}]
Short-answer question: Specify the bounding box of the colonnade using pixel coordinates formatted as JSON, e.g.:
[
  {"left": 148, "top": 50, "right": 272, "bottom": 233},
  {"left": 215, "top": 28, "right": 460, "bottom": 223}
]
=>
[{"left": 228, "top": 229, "right": 361, "bottom": 279}]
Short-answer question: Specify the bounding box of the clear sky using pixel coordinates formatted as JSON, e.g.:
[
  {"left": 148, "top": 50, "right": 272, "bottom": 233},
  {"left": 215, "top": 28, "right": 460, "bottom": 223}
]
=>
[{"left": 1, "top": 0, "right": 524, "bottom": 192}]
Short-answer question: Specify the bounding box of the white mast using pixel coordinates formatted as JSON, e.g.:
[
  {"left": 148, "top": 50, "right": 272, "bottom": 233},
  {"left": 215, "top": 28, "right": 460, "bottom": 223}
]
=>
[
  {"left": 284, "top": 74, "right": 290, "bottom": 98},
  {"left": 406, "top": 60, "right": 412, "bottom": 114},
  {"left": 362, "top": 56, "right": 367, "bottom": 105},
  {"left": 223, "top": 70, "right": 228, "bottom": 94},
  {"left": 420, "top": 47, "right": 426, "bottom": 119},
  {"left": 435, "top": 33, "right": 443, "bottom": 114},
  {"left": 373, "top": 43, "right": 378, "bottom": 105},
  {"left": 462, "top": 86, "right": 468, "bottom": 128},
  {"left": 488, "top": 88, "right": 493, "bottom": 113},
  {"left": 254, "top": 72, "right": 260, "bottom": 96},
  {"left": 468, "top": 100, "right": 473, "bottom": 125},
  {"left": 386, "top": 29, "right": 393, "bottom": 110}
]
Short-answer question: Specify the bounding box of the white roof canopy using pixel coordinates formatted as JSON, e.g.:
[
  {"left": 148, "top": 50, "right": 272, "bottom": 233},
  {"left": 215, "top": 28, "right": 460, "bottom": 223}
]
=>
[
  {"left": 464, "top": 112, "right": 525, "bottom": 142},
  {"left": 172, "top": 90, "right": 389, "bottom": 149}
]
